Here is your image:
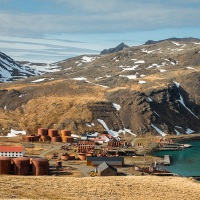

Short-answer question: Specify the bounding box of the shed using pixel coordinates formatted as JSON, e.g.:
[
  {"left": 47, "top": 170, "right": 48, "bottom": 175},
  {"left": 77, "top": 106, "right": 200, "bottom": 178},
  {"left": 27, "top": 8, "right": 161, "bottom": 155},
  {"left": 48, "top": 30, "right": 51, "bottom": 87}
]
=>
[
  {"left": 96, "top": 162, "right": 117, "bottom": 176},
  {"left": 86, "top": 156, "right": 124, "bottom": 167}
]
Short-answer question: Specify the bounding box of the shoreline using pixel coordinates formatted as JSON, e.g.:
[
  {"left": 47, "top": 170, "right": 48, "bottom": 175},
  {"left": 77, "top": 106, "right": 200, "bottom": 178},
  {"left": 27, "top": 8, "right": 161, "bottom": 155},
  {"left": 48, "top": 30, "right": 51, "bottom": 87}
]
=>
[{"left": 166, "top": 133, "right": 200, "bottom": 143}]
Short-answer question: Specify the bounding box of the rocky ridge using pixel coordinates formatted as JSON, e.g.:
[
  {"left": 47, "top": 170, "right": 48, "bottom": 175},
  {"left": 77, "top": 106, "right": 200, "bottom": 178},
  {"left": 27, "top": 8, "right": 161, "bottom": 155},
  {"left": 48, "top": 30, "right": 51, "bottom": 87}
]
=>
[{"left": 100, "top": 42, "right": 129, "bottom": 55}]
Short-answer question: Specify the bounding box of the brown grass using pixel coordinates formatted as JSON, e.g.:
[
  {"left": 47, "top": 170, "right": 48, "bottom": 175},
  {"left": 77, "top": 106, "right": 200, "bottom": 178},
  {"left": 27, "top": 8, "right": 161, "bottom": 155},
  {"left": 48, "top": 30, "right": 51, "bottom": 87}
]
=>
[{"left": 0, "top": 176, "right": 199, "bottom": 199}]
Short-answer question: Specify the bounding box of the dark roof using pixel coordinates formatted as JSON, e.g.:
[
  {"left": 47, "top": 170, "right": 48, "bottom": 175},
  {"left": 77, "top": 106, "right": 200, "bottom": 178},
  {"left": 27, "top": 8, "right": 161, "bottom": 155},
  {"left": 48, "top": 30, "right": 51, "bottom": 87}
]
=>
[
  {"left": 97, "top": 162, "right": 117, "bottom": 173},
  {"left": 86, "top": 156, "right": 124, "bottom": 162}
]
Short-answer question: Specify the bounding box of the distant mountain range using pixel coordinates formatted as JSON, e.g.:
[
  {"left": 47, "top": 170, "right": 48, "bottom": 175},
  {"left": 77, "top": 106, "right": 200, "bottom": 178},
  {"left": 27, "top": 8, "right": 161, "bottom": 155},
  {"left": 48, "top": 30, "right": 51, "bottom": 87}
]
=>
[
  {"left": 0, "top": 52, "right": 63, "bottom": 82},
  {"left": 144, "top": 37, "right": 200, "bottom": 45},
  {"left": 100, "top": 42, "right": 129, "bottom": 55}
]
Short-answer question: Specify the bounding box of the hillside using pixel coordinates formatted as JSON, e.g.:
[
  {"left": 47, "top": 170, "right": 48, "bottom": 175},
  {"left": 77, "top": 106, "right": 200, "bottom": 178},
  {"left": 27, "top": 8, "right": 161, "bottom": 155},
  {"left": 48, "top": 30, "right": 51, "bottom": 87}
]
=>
[
  {"left": 0, "top": 40, "right": 200, "bottom": 136},
  {"left": 0, "top": 176, "right": 199, "bottom": 199}
]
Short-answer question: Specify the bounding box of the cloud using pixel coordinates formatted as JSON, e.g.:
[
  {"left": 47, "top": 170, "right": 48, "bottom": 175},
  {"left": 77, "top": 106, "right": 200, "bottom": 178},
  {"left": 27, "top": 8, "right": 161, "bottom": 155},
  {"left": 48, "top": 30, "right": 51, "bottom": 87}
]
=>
[
  {"left": 0, "top": 1, "right": 200, "bottom": 37},
  {"left": 0, "top": 35, "right": 99, "bottom": 63},
  {"left": 1, "top": 0, "right": 200, "bottom": 63}
]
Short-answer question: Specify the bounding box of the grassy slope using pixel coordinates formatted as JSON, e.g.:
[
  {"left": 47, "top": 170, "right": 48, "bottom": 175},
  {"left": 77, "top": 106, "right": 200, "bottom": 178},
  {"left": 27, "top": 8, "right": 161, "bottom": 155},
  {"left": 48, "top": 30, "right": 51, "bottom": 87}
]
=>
[{"left": 0, "top": 176, "right": 199, "bottom": 199}]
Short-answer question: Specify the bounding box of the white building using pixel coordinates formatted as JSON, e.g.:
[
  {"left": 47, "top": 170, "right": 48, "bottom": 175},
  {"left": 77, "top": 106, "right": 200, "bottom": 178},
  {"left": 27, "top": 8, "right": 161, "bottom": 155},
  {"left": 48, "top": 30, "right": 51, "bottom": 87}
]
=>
[{"left": 0, "top": 146, "right": 25, "bottom": 157}]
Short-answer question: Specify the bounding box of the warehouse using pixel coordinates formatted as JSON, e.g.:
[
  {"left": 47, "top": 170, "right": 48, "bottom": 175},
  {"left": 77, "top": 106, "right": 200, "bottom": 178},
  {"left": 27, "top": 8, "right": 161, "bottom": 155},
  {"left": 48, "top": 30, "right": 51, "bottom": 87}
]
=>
[
  {"left": 86, "top": 156, "right": 124, "bottom": 167},
  {"left": 0, "top": 146, "right": 25, "bottom": 157}
]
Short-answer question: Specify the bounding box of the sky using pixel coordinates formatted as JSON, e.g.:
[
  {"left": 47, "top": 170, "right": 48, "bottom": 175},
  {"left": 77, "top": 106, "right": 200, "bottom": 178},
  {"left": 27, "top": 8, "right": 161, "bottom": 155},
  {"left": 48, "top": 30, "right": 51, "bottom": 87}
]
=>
[{"left": 0, "top": 0, "right": 200, "bottom": 63}]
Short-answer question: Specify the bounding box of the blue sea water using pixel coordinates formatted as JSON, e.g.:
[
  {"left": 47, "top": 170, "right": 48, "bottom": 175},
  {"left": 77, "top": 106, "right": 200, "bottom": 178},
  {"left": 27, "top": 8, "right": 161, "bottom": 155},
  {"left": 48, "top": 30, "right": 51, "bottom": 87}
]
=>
[{"left": 152, "top": 140, "right": 200, "bottom": 176}]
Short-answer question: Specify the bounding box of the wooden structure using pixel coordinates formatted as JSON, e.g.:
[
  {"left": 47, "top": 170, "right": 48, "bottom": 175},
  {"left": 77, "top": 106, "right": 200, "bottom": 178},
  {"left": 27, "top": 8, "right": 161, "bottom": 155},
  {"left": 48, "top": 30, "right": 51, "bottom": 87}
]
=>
[
  {"left": 163, "top": 155, "right": 170, "bottom": 165},
  {"left": 96, "top": 162, "right": 117, "bottom": 176}
]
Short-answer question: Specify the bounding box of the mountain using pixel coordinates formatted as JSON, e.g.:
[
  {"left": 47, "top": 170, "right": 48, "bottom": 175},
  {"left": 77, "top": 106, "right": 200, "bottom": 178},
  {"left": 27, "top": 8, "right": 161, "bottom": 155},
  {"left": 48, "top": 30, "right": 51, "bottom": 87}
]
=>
[
  {"left": 100, "top": 42, "right": 129, "bottom": 55},
  {"left": 19, "top": 61, "right": 62, "bottom": 74},
  {"left": 144, "top": 37, "right": 200, "bottom": 45},
  {"left": 0, "top": 40, "right": 200, "bottom": 136},
  {"left": 0, "top": 52, "right": 37, "bottom": 82}
]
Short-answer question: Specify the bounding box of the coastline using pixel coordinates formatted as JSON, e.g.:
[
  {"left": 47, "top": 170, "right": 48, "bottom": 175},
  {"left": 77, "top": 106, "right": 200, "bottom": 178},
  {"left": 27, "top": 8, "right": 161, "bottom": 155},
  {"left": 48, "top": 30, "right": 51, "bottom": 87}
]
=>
[{"left": 166, "top": 133, "right": 200, "bottom": 143}]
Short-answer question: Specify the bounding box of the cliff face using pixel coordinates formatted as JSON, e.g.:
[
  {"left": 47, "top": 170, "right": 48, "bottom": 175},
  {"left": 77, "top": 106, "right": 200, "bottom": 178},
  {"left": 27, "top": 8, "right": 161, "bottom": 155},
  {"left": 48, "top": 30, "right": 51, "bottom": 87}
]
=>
[{"left": 0, "top": 40, "right": 199, "bottom": 136}]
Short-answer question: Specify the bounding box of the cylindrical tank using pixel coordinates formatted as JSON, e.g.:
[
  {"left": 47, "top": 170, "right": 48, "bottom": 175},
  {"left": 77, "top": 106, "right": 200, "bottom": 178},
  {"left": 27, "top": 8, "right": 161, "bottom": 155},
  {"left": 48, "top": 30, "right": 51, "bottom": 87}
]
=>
[
  {"left": 48, "top": 129, "right": 59, "bottom": 137},
  {"left": 61, "top": 130, "right": 71, "bottom": 137},
  {"left": 85, "top": 152, "right": 93, "bottom": 157},
  {"left": 62, "top": 136, "right": 73, "bottom": 143},
  {"left": 51, "top": 136, "right": 62, "bottom": 142},
  {"left": 0, "top": 157, "right": 11, "bottom": 174},
  {"left": 34, "top": 135, "right": 40, "bottom": 142},
  {"left": 38, "top": 128, "right": 48, "bottom": 136},
  {"left": 40, "top": 135, "right": 51, "bottom": 142},
  {"left": 78, "top": 153, "right": 86, "bottom": 161},
  {"left": 31, "top": 158, "right": 49, "bottom": 176},
  {"left": 12, "top": 157, "right": 30, "bottom": 175},
  {"left": 68, "top": 154, "right": 75, "bottom": 160},
  {"left": 61, "top": 154, "right": 69, "bottom": 161},
  {"left": 25, "top": 136, "right": 35, "bottom": 142},
  {"left": 56, "top": 160, "right": 62, "bottom": 167}
]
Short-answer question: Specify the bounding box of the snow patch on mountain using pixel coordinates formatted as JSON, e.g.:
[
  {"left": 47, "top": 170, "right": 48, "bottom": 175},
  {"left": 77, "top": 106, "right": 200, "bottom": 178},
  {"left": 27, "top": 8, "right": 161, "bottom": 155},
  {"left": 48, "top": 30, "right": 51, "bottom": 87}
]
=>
[
  {"left": 113, "top": 103, "right": 121, "bottom": 111},
  {"left": 0, "top": 129, "right": 26, "bottom": 138},
  {"left": 185, "top": 128, "right": 195, "bottom": 134},
  {"left": 151, "top": 123, "right": 166, "bottom": 136},
  {"left": 119, "top": 75, "right": 137, "bottom": 79},
  {"left": 178, "top": 94, "right": 199, "bottom": 119},
  {"left": 97, "top": 119, "right": 136, "bottom": 136},
  {"left": 81, "top": 56, "right": 97, "bottom": 63}
]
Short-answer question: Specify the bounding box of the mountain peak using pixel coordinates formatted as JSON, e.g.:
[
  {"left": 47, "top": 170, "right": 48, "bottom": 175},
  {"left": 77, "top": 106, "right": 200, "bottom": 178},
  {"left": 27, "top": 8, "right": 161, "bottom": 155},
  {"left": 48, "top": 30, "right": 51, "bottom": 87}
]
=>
[{"left": 100, "top": 42, "right": 129, "bottom": 55}]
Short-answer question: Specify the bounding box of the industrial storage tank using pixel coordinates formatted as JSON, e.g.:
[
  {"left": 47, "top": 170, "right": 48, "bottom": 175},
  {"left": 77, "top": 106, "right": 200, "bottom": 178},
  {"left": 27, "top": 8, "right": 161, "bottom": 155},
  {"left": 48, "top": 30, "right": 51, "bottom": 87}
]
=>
[
  {"left": 40, "top": 135, "right": 51, "bottom": 142},
  {"left": 0, "top": 157, "right": 11, "bottom": 174},
  {"left": 61, "top": 130, "right": 71, "bottom": 137},
  {"left": 48, "top": 129, "right": 59, "bottom": 137},
  {"left": 25, "top": 136, "right": 35, "bottom": 142},
  {"left": 78, "top": 153, "right": 86, "bottom": 161},
  {"left": 51, "top": 136, "right": 62, "bottom": 142},
  {"left": 56, "top": 160, "right": 62, "bottom": 167},
  {"left": 34, "top": 135, "right": 40, "bottom": 142},
  {"left": 38, "top": 128, "right": 48, "bottom": 136},
  {"left": 68, "top": 154, "right": 75, "bottom": 160},
  {"left": 31, "top": 158, "right": 49, "bottom": 176},
  {"left": 61, "top": 154, "right": 69, "bottom": 161},
  {"left": 62, "top": 136, "right": 73, "bottom": 143},
  {"left": 12, "top": 157, "right": 30, "bottom": 175}
]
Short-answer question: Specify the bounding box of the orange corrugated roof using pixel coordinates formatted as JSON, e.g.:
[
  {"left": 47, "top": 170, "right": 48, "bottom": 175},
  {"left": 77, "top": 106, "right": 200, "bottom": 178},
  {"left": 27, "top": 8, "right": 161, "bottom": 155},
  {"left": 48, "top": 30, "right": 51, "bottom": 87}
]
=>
[{"left": 0, "top": 146, "right": 24, "bottom": 152}]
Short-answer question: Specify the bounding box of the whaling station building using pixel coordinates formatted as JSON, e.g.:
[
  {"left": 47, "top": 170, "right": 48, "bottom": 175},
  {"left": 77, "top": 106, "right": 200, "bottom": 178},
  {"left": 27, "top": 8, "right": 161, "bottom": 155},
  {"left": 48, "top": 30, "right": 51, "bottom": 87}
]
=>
[{"left": 0, "top": 146, "right": 25, "bottom": 157}]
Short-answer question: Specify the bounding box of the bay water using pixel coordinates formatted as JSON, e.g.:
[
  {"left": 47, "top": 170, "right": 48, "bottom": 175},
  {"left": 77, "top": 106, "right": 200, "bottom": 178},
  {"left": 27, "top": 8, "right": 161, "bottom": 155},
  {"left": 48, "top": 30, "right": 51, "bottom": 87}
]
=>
[{"left": 152, "top": 140, "right": 200, "bottom": 176}]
